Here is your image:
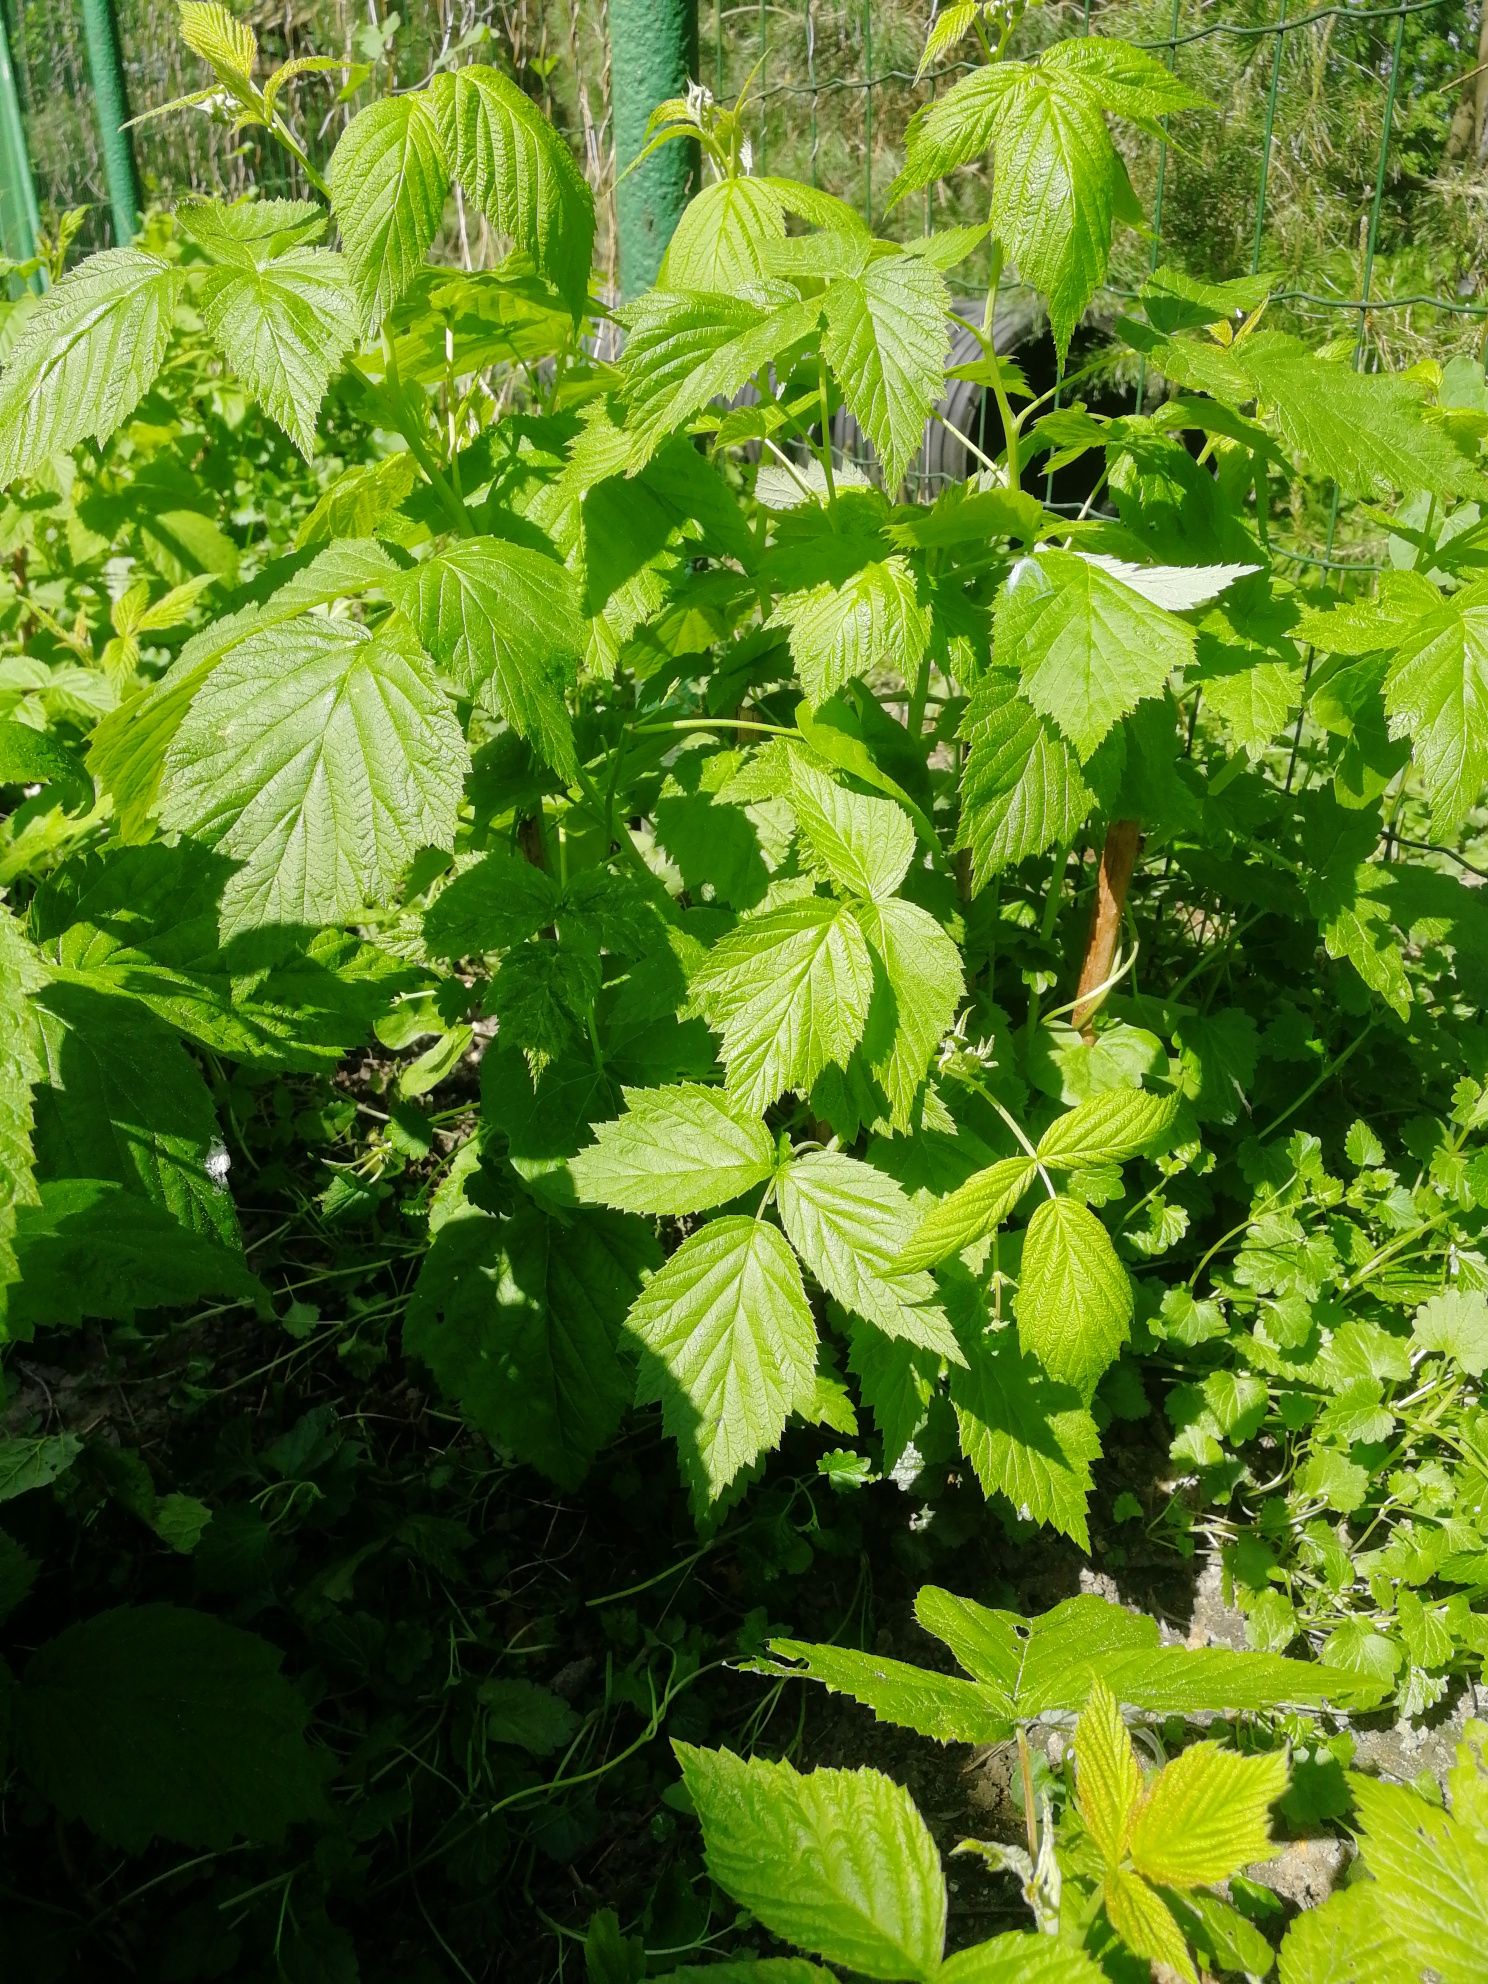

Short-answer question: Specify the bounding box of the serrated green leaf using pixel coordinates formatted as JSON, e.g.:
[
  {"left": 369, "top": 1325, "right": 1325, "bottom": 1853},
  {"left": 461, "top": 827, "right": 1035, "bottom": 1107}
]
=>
[
  {"left": 958, "top": 672, "right": 1096, "bottom": 886},
  {"left": 821, "top": 251, "right": 949, "bottom": 488},
  {"left": 387, "top": 537, "right": 582, "bottom": 777},
  {"left": 893, "top": 44, "right": 1200, "bottom": 358},
  {"left": 936, "top": 1936, "right": 1106, "bottom": 1984},
  {"left": 903, "top": 1157, "right": 1039, "bottom": 1269},
  {"left": 159, "top": 614, "right": 467, "bottom": 935},
  {"left": 4, "top": 1180, "right": 261, "bottom": 1336},
  {"left": 179, "top": 1, "right": 256, "bottom": 83},
  {"left": 0, "top": 249, "right": 180, "bottom": 482},
  {"left": 1016, "top": 1195, "right": 1132, "bottom": 1392},
  {"left": 196, "top": 243, "right": 357, "bottom": 457},
  {"left": 1128, "top": 1743, "right": 1287, "bottom": 1887},
  {"left": 1035, "top": 1087, "right": 1180, "bottom": 1168},
  {"left": 790, "top": 757, "right": 915, "bottom": 901},
  {"left": 852, "top": 896, "right": 964, "bottom": 1132},
  {"left": 661, "top": 175, "right": 787, "bottom": 292},
  {"left": 1381, "top": 580, "right": 1488, "bottom": 836},
  {"left": 31, "top": 979, "right": 236, "bottom": 1247},
  {"left": 913, "top": 1586, "right": 1370, "bottom": 1719},
  {"left": 15, "top": 1604, "right": 327, "bottom": 1850},
  {"left": 429, "top": 66, "right": 594, "bottom": 317},
  {"left": 1075, "top": 1677, "right": 1142, "bottom": 1866},
  {"left": 777, "top": 1149, "right": 958, "bottom": 1356},
  {"left": 406, "top": 1205, "right": 656, "bottom": 1490},
  {"left": 1232, "top": 330, "right": 1486, "bottom": 502},
  {"left": 422, "top": 848, "right": 560, "bottom": 959},
  {"left": 674, "top": 1742, "right": 946, "bottom": 1980},
  {"left": 573, "top": 1085, "right": 776, "bottom": 1216},
  {"left": 1412, "top": 1288, "right": 1488, "bottom": 1375},
  {"left": 1102, "top": 1870, "right": 1196, "bottom": 1984},
  {"left": 89, "top": 541, "right": 398, "bottom": 837},
  {"left": 755, "top": 1639, "right": 1013, "bottom": 1746},
  {"left": 617, "top": 288, "right": 822, "bottom": 458},
  {"left": 770, "top": 552, "right": 931, "bottom": 708},
  {"left": 0, "top": 1433, "right": 81, "bottom": 1503},
  {"left": 0, "top": 904, "right": 42, "bottom": 1301},
  {"left": 999, "top": 550, "right": 1193, "bottom": 760},
  {"left": 626, "top": 1216, "right": 818, "bottom": 1512},
  {"left": 1345, "top": 1762, "right": 1488, "bottom": 1984},
  {"left": 691, "top": 896, "right": 874, "bottom": 1114},
  {"left": 329, "top": 93, "right": 449, "bottom": 329},
  {"left": 949, "top": 1328, "right": 1099, "bottom": 1548}
]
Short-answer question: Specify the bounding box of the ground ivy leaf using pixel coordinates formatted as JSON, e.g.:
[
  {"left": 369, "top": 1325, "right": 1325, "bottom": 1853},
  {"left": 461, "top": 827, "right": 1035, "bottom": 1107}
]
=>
[
  {"left": 691, "top": 896, "right": 874, "bottom": 1114},
  {"left": 776, "top": 1149, "right": 959, "bottom": 1357},
  {"left": 1412, "top": 1289, "right": 1488, "bottom": 1376},
  {"left": 406, "top": 1205, "right": 656, "bottom": 1491},
  {"left": 821, "top": 250, "right": 950, "bottom": 488},
  {"left": 674, "top": 1741, "right": 947, "bottom": 1980},
  {"left": 626, "top": 1216, "right": 818, "bottom": 1515},
  {"left": 999, "top": 549, "right": 1194, "bottom": 760},
  {"left": 388, "top": 538, "right": 583, "bottom": 779},
  {"left": 1016, "top": 1195, "right": 1132, "bottom": 1393},
  {"left": 573, "top": 1084, "right": 776, "bottom": 1216},
  {"left": 160, "top": 614, "right": 467, "bottom": 935}
]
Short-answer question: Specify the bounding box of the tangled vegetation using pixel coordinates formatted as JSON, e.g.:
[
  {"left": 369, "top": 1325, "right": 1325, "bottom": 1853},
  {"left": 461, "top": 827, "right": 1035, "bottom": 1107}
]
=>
[{"left": 1, "top": 2, "right": 1487, "bottom": 1978}]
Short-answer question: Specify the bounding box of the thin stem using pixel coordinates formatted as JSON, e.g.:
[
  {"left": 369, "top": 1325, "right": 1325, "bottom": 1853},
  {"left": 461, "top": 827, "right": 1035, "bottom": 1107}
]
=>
[
  {"left": 379, "top": 332, "right": 470, "bottom": 536},
  {"left": 815, "top": 355, "right": 838, "bottom": 506},
  {"left": 1015, "top": 1727, "right": 1039, "bottom": 1863}
]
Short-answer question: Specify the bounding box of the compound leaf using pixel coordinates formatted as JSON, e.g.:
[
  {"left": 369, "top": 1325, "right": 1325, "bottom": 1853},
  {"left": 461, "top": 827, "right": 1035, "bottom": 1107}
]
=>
[
  {"left": 821, "top": 250, "right": 950, "bottom": 487},
  {"left": 196, "top": 243, "right": 357, "bottom": 457},
  {"left": 691, "top": 896, "right": 874, "bottom": 1114}
]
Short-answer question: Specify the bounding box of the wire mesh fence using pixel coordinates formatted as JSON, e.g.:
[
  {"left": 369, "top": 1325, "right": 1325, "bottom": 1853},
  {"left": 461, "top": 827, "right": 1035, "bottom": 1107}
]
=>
[{"left": 2, "top": 0, "right": 1484, "bottom": 544}]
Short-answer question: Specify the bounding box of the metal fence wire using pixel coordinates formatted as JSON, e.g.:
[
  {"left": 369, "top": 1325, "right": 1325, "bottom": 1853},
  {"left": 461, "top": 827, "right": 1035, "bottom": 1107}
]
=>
[{"left": 3, "top": 0, "right": 1486, "bottom": 532}]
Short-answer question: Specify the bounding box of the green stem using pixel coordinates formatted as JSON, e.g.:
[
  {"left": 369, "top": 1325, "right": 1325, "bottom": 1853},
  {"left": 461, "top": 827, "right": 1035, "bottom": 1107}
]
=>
[
  {"left": 632, "top": 717, "right": 797, "bottom": 738},
  {"left": 380, "top": 332, "right": 470, "bottom": 537},
  {"left": 815, "top": 355, "right": 838, "bottom": 507}
]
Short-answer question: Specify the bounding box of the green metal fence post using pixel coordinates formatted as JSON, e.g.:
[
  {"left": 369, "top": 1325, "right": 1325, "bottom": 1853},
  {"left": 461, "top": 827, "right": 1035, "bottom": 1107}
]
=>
[
  {"left": 611, "top": 0, "right": 698, "bottom": 299},
  {"left": 0, "top": 3, "right": 41, "bottom": 283},
  {"left": 80, "top": 0, "right": 140, "bottom": 245}
]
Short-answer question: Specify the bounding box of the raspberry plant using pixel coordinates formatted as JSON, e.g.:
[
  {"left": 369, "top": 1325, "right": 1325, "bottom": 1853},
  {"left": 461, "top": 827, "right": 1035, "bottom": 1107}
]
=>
[{"left": 2, "top": 2, "right": 1488, "bottom": 1973}]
